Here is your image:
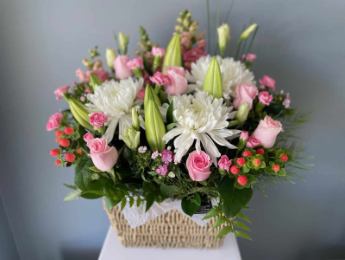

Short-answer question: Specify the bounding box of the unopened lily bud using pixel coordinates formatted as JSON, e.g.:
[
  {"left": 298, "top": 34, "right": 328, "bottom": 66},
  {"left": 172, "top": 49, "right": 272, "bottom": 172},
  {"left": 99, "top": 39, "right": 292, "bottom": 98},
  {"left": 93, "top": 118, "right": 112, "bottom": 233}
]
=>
[
  {"left": 217, "top": 24, "right": 230, "bottom": 57},
  {"left": 203, "top": 57, "right": 223, "bottom": 99},
  {"left": 120, "top": 126, "right": 140, "bottom": 150},
  {"left": 64, "top": 96, "right": 94, "bottom": 132},
  {"left": 92, "top": 60, "right": 103, "bottom": 70},
  {"left": 240, "top": 24, "right": 258, "bottom": 40},
  {"left": 132, "top": 107, "right": 140, "bottom": 131},
  {"left": 236, "top": 102, "right": 250, "bottom": 123},
  {"left": 105, "top": 48, "right": 116, "bottom": 70},
  {"left": 162, "top": 33, "right": 182, "bottom": 73}
]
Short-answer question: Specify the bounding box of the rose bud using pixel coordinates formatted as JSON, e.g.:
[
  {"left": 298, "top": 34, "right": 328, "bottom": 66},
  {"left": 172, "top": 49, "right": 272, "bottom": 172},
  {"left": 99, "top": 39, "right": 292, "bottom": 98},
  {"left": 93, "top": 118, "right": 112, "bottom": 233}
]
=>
[
  {"left": 252, "top": 116, "right": 283, "bottom": 148},
  {"left": 87, "top": 138, "right": 118, "bottom": 172}
]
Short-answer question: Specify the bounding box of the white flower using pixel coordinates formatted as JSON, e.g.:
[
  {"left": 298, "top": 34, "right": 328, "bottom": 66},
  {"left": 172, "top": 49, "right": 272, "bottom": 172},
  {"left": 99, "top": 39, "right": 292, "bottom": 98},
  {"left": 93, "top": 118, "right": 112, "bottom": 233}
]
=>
[
  {"left": 86, "top": 78, "right": 143, "bottom": 143},
  {"left": 138, "top": 146, "right": 147, "bottom": 153},
  {"left": 162, "top": 91, "right": 240, "bottom": 165},
  {"left": 186, "top": 55, "right": 256, "bottom": 99},
  {"left": 168, "top": 172, "right": 175, "bottom": 178},
  {"left": 151, "top": 150, "right": 159, "bottom": 159}
]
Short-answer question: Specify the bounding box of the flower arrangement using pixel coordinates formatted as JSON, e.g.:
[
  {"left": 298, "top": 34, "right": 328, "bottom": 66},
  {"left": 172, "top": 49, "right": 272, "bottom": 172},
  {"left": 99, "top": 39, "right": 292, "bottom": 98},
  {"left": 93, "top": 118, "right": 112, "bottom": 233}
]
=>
[{"left": 46, "top": 9, "right": 312, "bottom": 241}]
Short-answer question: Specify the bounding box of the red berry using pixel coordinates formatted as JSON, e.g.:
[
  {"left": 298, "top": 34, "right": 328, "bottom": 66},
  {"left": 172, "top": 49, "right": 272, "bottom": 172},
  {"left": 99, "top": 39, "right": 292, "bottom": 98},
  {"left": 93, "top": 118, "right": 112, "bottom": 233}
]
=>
[
  {"left": 243, "top": 150, "right": 251, "bottom": 157},
  {"left": 76, "top": 149, "right": 82, "bottom": 154},
  {"left": 281, "top": 155, "right": 288, "bottom": 162},
  {"left": 230, "top": 165, "right": 240, "bottom": 175},
  {"left": 64, "top": 127, "right": 74, "bottom": 135},
  {"left": 254, "top": 158, "right": 261, "bottom": 166},
  {"left": 256, "top": 148, "right": 264, "bottom": 155},
  {"left": 55, "top": 137, "right": 61, "bottom": 143},
  {"left": 65, "top": 153, "right": 76, "bottom": 162},
  {"left": 237, "top": 176, "right": 248, "bottom": 185},
  {"left": 55, "top": 160, "right": 61, "bottom": 165},
  {"left": 273, "top": 165, "right": 280, "bottom": 172},
  {"left": 60, "top": 138, "right": 70, "bottom": 147},
  {"left": 55, "top": 130, "right": 64, "bottom": 137},
  {"left": 237, "top": 157, "right": 246, "bottom": 166},
  {"left": 50, "top": 149, "right": 60, "bottom": 157}
]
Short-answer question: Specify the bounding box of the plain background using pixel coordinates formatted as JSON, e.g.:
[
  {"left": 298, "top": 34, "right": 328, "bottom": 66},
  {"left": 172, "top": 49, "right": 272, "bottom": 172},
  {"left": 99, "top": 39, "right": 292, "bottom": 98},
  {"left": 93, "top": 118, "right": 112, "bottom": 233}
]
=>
[{"left": 0, "top": 0, "right": 344, "bottom": 259}]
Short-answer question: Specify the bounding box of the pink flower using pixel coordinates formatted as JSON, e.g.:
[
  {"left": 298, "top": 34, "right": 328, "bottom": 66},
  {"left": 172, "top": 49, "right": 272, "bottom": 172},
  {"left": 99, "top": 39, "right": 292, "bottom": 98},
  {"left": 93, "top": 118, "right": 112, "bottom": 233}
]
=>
[
  {"left": 86, "top": 67, "right": 109, "bottom": 82},
  {"left": 258, "top": 91, "right": 273, "bottom": 105},
  {"left": 90, "top": 112, "right": 109, "bottom": 128},
  {"left": 161, "top": 149, "right": 173, "bottom": 164},
  {"left": 196, "top": 39, "right": 207, "bottom": 50},
  {"left": 283, "top": 93, "right": 291, "bottom": 108},
  {"left": 83, "top": 133, "right": 94, "bottom": 143},
  {"left": 180, "top": 32, "right": 192, "bottom": 50},
  {"left": 126, "top": 57, "right": 144, "bottom": 70},
  {"left": 186, "top": 151, "right": 213, "bottom": 181},
  {"left": 240, "top": 131, "right": 248, "bottom": 140},
  {"left": 165, "top": 66, "right": 188, "bottom": 95},
  {"left": 246, "top": 136, "right": 261, "bottom": 148},
  {"left": 150, "top": 72, "right": 171, "bottom": 86},
  {"left": 76, "top": 69, "right": 88, "bottom": 83},
  {"left": 241, "top": 53, "right": 257, "bottom": 62},
  {"left": 218, "top": 155, "right": 232, "bottom": 173},
  {"left": 151, "top": 151, "right": 159, "bottom": 159},
  {"left": 152, "top": 47, "right": 165, "bottom": 57},
  {"left": 156, "top": 164, "right": 168, "bottom": 176},
  {"left": 233, "top": 84, "right": 258, "bottom": 110},
  {"left": 87, "top": 138, "right": 118, "bottom": 171},
  {"left": 259, "top": 75, "right": 276, "bottom": 90},
  {"left": 114, "top": 55, "right": 134, "bottom": 79},
  {"left": 183, "top": 48, "right": 208, "bottom": 71},
  {"left": 136, "top": 88, "right": 145, "bottom": 100},
  {"left": 46, "top": 113, "right": 63, "bottom": 131},
  {"left": 54, "top": 85, "right": 70, "bottom": 100},
  {"left": 252, "top": 116, "right": 283, "bottom": 148}
]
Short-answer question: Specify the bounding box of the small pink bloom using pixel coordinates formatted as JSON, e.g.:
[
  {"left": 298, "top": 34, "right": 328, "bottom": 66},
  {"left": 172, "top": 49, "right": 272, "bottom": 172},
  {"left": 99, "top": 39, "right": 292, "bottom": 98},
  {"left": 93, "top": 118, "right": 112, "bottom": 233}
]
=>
[
  {"left": 258, "top": 91, "right": 273, "bottom": 106},
  {"left": 259, "top": 75, "right": 276, "bottom": 90},
  {"left": 240, "top": 131, "right": 248, "bottom": 140},
  {"left": 241, "top": 53, "right": 257, "bottom": 62},
  {"left": 152, "top": 47, "right": 165, "bottom": 57},
  {"left": 186, "top": 151, "right": 213, "bottom": 181},
  {"left": 85, "top": 88, "right": 92, "bottom": 94},
  {"left": 165, "top": 66, "right": 188, "bottom": 95},
  {"left": 87, "top": 138, "right": 118, "bottom": 171},
  {"left": 83, "top": 133, "right": 94, "bottom": 143},
  {"left": 283, "top": 93, "right": 291, "bottom": 108},
  {"left": 114, "top": 55, "right": 134, "bottom": 79},
  {"left": 196, "top": 39, "right": 207, "bottom": 50},
  {"left": 233, "top": 84, "right": 258, "bottom": 110},
  {"left": 80, "top": 96, "right": 85, "bottom": 101},
  {"left": 90, "top": 112, "right": 109, "bottom": 128},
  {"left": 180, "top": 32, "right": 192, "bottom": 50},
  {"left": 86, "top": 67, "right": 109, "bottom": 82},
  {"left": 252, "top": 116, "right": 283, "bottom": 148},
  {"left": 156, "top": 164, "right": 168, "bottom": 176},
  {"left": 136, "top": 88, "right": 146, "bottom": 100},
  {"left": 127, "top": 57, "right": 144, "bottom": 70},
  {"left": 76, "top": 69, "right": 88, "bottom": 83},
  {"left": 183, "top": 48, "right": 208, "bottom": 63},
  {"left": 151, "top": 151, "right": 159, "bottom": 159},
  {"left": 150, "top": 72, "right": 171, "bottom": 86},
  {"left": 218, "top": 155, "right": 232, "bottom": 173},
  {"left": 54, "top": 85, "right": 70, "bottom": 100},
  {"left": 246, "top": 136, "right": 261, "bottom": 148},
  {"left": 46, "top": 113, "right": 63, "bottom": 131},
  {"left": 161, "top": 149, "right": 173, "bottom": 164}
]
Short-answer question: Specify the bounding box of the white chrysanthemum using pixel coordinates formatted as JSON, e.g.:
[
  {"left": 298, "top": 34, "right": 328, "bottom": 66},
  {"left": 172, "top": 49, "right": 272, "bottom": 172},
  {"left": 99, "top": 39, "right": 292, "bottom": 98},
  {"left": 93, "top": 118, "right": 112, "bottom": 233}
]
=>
[
  {"left": 163, "top": 91, "right": 240, "bottom": 165},
  {"left": 186, "top": 55, "right": 256, "bottom": 99},
  {"left": 87, "top": 78, "right": 143, "bottom": 143}
]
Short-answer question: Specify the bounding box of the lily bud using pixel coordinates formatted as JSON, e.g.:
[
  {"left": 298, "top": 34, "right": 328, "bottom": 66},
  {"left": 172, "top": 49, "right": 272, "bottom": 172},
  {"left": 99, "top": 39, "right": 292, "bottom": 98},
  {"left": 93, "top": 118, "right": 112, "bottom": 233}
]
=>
[
  {"left": 162, "top": 33, "right": 182, "bottom": 73},
  {"left": 106, "top": 48, "right": 116, "bottom": 70},
  {"left": 89, "top": 73, "right": 102, "bottom": 92},
  {"left": 217, "top": 24, "right": 230, "bottom": 57},
  {"left": 236, "top": 102, "right": 250, "bottom": 123},
  {"left": 119, "top": 32, "right": 129, "bottom": 55},
  {"left": 64, "top": 96, "right": 94, "bottom": 132},
  {"left": 132, "top": 107, "right": 140, "bottom": 131},
  {"left": 203, "top": 57, "right": 223, "bottom": 99},
  {"left": 240, "top": 24, "right": 258, "bottom": 41},
  {"left": 144, "top": 85, "right": 161, "bottom": 112},
  {"left": 120, "top": 126, "right": 140, "bottom": 150},
  {"left": 145, "top": 98, "right": 166, "bottom": 152}
]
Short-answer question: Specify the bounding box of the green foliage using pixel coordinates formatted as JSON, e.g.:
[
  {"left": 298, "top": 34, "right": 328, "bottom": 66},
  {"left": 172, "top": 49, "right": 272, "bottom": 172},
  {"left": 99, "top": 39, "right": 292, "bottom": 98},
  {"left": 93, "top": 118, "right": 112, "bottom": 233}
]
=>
[
  {"left": 235, "top": 230, "right": 252, "bottom": 240},
  {"left": 181, "top": 193, "right": 201, "bottom": 216}
]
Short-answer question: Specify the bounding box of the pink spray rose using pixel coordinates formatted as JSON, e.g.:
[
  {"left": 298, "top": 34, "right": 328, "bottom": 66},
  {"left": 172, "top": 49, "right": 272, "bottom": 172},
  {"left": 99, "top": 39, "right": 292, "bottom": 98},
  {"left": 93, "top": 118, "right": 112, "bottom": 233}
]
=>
[
  {"left": 151, "top": 47, "right": 165, "bottom": 57},
  {"left": 258, "top": 91, "right": 273, "bottom": 105},
  {"left": 252, "top": 116, "right": 283, "bottom": 148},
  {"left": 218, "top": 155, "right": 232, "bottom": 173},
  {"left": 54, "top": 85, "right": 70, "bottom": 100},
  {"left": 186, "top": 151, "right": 213, "bottom": 181},
  {"left": 90, "top": 112, "right": 109, "bottom": 128},
  {"left": 233, "top": 84, "right": 259, "bottom": 110},
  {"left": 126, "top": 57, "right": 144, "bottom": 70},
  {"left": 86, "top": 67, "right": 109, "bottom": 82},
  {"left": 114, "top": 55, "right": 134, "bottom": 79},
  {"left": 241, "top": 53, "right": 257, "bottom": 62},
  {"left": 83, "top": 133, "right": 94, "bottom": 143},
  {"left": 76, "top": 69, "right": 88, "bottom": 83},
  {"left": 87, "top": 138, "right": 118, "bottom": 171},
  {"left": 150, "top": 72, "right": 171, "bottom": 86},
  {"left": 164, "top": 66, "right": 188, "bottom": 95},
  {"left": 136, "top": 88, "right": 146, "bottom": 100},
  {"left": 246, "top": 136, "right": 261, "bottom": 148},
  {"left": 259, "top": 75, "right": 276, "bottom": 90},
  {"left": 46, "top": 113, "right": 63, "bottom": 131},
  {"left": 240, "top": 131, "right": 248, "bottom": 141}
]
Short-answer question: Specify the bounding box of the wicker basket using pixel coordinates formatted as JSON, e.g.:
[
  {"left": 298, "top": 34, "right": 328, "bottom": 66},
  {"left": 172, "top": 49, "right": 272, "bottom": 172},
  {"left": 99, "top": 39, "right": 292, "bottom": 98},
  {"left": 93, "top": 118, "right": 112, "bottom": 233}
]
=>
[{"left": 103, "top": 200, "right": 225, "bottom": 248}]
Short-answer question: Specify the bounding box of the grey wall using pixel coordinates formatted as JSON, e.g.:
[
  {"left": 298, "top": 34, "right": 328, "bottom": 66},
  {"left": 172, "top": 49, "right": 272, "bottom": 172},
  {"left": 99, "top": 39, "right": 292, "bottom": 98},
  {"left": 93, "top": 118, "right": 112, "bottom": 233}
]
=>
[{"left": 0, "top": 0, "right": 344, "bottom": 259}]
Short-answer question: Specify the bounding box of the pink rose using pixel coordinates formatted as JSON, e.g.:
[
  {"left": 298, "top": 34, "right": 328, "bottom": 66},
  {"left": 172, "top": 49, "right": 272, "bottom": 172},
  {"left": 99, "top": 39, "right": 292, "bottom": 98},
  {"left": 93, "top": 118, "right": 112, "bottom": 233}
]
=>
[
  {"left": 90, "top": 112, "right": 109, "bottom": 128},
  {"left": 233, "top": 84, "right": 258, "bottom": 110},
  {"left": 126, "top": 57, "right": 144, "bottom": 70},
  {"left": 240, "top": 131, "right": 248, "bottom": 140},
  {"left": 83, "top": 133, "right": 94, "bottom": 143},
  {"left": 186, "top": 151, "right": 212, "bottom": 181},
  {"left": 165, "top": 66, "right": 188, "bottom": 95},
  {"left": 76, "top": 69, "right": 88, "bottom": 83},
  {"left": 196, "top": 39, "right": 207, "bottom": 50},
  {"left": 136, "top": 88, "right": 145, "bottom": 100},
  {"left": 46, "top": 113, "right": 63, "bottom": 131},
  {"left": 218, "top": 155, "right": 232, "bottom": 173},
  {"left": 241, "top": 53, "right": 257, "bottom": 62},
  {"left": 54, "top": 85, "right": 70, "bottom": 100},
  {"left": 87, "top": 138, "right": 118, "bottom": 171},
  {"left": 258, "top": 91, "right": 273, "bottom": 105},
  {"left": 86, "top": 67, "right": 109, "bottom": 82},
  {"left": 152, "top": 47, "right": 165, "bottom": 57},
  {"left": 114, "top": 55, "right": 134, "bottom": 79},
  {"left": 246, "top": 136, "right": 261, "bottom": 148},
  {"left": 150, "top": 72, "right": 171, "bottom": 86},
  {"left": 252, "top": 116, "right": 283, "bottom": 148},
  {"left": 259, "top": 75, "right": 276, "bottom": 90}
]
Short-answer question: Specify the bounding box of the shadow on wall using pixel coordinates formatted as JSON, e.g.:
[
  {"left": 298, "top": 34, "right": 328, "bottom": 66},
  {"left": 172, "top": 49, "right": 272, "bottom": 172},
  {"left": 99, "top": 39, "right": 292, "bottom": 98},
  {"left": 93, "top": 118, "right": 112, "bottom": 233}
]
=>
[{"left": 60, "top": 247, "right": 100, "bottom": 260}]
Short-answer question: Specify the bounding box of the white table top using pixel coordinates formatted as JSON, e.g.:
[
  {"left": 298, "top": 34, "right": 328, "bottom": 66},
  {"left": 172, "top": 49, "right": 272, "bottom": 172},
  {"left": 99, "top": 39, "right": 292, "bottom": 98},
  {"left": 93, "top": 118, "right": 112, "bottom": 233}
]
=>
[{"left": 99, "top": 226, "right": 242, "bottom": 260}]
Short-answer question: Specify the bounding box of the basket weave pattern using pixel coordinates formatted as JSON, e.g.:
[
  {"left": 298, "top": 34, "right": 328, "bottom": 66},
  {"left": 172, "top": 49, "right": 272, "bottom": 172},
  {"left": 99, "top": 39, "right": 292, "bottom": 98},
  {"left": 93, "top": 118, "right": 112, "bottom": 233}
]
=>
[{"left": 103, "top": 200, "right": 225, "bottom": 248}]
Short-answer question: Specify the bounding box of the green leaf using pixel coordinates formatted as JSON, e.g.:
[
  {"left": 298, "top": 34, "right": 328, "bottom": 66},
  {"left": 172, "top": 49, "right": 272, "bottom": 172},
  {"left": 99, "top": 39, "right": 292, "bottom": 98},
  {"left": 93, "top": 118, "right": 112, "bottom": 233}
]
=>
[
  {"left": 219, "top": 176, "right": 253, "bottom": 217},
  {"left": 142, "top": 55, "right": 153, "bottom": 76},
  {"left": 129, "top": 197, "right": 134, "bottom": 207},
  {"left": 104, "top": 197, "right": 120, "bottom": 210},
  {"left": 89, "top": 73, "right": 102, "bottom": 91},
  {"left": 89, "top": 166, "right": 102, "bottom": 172},
  {"left": 236, "top": 212, "right": 251, "bottom": 223},
  {"left": 166, "top": 99, "right": 175, "bottom": 124},
  {"left": 235, "top": 230, "right": 252, "bottom": 240},
  {"left": 160, "top": 184, "right": 179, "bottom": 198},
  {"left": 63, "top": 183, "right": 77, "bottom": 190},
  {"left": 181, "top": 193, "right": 201, "bottom": 217},
  {"left": 64, "top": 189, "right": 81, "bottom": 201},
  {"left": 145, "top": 192, "right": 155, "bottom": 212},
  {"left": 120, "top": 198, "right": 127, "bottom": 210},
  {"left": 216, "top": 226, "right": 234, "bottom": 238},
  {"left": 212, "top": 216, "right": 231, "bottom": 230},
  {"left": 232, "top": 221, "right": 251, "bottom": 231},
  {"left": 202, "top": 207, "right": 220, "bottom": 220},
  {"left": 74, "top": 157, "right": 93, "bottom": 191},
  {"left": 166, "top": 122, "right": 177, "bottom": 131}
]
